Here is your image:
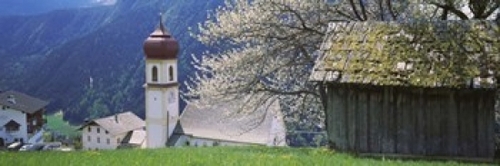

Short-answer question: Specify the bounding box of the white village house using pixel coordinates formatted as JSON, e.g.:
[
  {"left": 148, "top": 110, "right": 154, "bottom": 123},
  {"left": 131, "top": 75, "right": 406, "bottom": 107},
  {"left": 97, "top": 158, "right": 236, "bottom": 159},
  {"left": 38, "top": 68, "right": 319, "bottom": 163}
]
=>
[
  {"left": 0, "top": 90, "right": 48, "bottom": 146},
  {"left": 79, "top": 112, "right": 146, "bottom": 150},
  {"left": 142, "top": 18, "right": 287, "bottom": 148}
]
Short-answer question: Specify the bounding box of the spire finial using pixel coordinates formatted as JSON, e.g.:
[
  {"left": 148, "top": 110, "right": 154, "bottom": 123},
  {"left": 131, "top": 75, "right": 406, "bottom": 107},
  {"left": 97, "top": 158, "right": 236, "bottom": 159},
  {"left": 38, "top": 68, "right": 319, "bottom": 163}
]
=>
[{"left": 159, "top": 12, "right": 165, "bottom": 33}]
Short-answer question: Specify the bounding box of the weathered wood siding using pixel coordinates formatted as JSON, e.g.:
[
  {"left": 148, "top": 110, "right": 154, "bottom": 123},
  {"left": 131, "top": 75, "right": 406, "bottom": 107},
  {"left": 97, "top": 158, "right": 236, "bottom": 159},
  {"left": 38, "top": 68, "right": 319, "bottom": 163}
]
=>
[{"left": 326, "top": 84, "right": 496, "bottom": 159}]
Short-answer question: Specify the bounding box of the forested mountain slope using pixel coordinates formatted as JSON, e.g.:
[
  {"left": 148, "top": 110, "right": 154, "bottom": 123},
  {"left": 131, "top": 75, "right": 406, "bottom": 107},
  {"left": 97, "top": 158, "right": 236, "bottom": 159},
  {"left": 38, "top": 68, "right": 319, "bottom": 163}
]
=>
[{"left": 0, "top": 0, "right": 223, "bottom": 124}]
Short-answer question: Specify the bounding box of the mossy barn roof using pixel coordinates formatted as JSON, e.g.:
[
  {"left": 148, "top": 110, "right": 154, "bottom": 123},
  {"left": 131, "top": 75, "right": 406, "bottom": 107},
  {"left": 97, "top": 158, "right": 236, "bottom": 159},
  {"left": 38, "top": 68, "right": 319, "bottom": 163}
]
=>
[{"left": 310, "top": 20, "right": 500, "bottom": 89}]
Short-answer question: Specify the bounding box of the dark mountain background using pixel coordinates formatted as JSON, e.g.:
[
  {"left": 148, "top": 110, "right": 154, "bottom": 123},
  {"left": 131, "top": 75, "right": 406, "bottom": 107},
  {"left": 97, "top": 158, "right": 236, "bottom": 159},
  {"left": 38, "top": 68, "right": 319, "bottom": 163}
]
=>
[
  {"left": 0, "top": 0, "right": 223, "bottom": 124},
  {"left": 0, "top": 0, "right": 114, "bottom": 16}
]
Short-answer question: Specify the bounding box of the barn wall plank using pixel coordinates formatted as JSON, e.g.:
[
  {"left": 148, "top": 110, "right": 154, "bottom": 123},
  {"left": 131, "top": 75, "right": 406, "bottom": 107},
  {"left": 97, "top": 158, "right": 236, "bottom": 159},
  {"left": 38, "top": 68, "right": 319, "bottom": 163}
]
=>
[
  {"left": 387, "top": 87, "right": 396, "bottom": 153},
  {"left": 326, "top": 85, "right": 337, "bottom": 149},
  {"left": 457, "top": 92, "right": 466, "bottom": 156},
  {"left": 381, "top": 87, "right": 388, "bottom": 153},
  {"left": 336, "top": 87, "right": 348, "bottom": 151},
  {"left": 347, "top": 88, "right": 357, "bottom": 151},
  {"left": 397, "top": 90, "right": 412, "bottom": 154},
  {"left": 368, "top": 89, "right": 381, "bottom": 153},
  {"left": 477, "top": 91, "right": 497, "bottom": 158},
  {"left": 415, "top": 89, "right": 426, "bottom": 155},
  {"left": 428, "top": 94, "right": 441, "bottom": 155},
  {"left": 381, "top": 87, "right": 390, "bottom": 153},
  {"left": 424, "top": 93, "right": 433, "bottom": 155},
  {"left": 457, "top": 92, "right": 476, "bottom": 157},
  {"left": 483, "top": 92, "right": 496, "bottom": 158},
  {"left": 476, "top": 95, "right": 487, "bottom": 157},
  {"left": 338, "top": 87, "right": 348, "bottom": 151},
  {"left": 466, "top": 94, "right": 478, "bottom": 157},
  {"left": 358, "top": 89, "right": 368, "bottom": 153},
  {"left": 438, "top": 92, "right": 448, "bottom": 156},
  {"left": 402, "top": 90, "right": 415, "bottom": 154},
  {"left": 395, "top": 90, "right": 403, "bottom": 153},
  {"left": 445, "top": 92, "right": 458, "bottom": 156}
]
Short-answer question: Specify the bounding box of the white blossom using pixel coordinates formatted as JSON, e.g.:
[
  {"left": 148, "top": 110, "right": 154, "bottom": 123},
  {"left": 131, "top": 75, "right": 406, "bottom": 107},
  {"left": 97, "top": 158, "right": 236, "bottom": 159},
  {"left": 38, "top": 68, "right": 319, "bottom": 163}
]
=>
[{"left": 184, "top": 0, "right": 500, "bottom": 130}]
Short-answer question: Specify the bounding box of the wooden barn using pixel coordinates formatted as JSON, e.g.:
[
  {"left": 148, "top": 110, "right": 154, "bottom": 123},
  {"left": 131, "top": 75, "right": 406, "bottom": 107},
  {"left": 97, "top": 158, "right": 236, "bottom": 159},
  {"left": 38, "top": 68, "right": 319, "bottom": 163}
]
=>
[{"left": 310, "top": 21, "right": 499, "bottom": 160}]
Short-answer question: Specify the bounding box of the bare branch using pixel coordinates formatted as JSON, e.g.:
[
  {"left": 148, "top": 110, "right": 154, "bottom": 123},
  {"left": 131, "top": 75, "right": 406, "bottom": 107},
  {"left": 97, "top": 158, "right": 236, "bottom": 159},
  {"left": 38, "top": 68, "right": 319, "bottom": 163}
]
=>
[
  {"left": 428, "top": 1, "right": 469, "bottom": 20},
  {"left": 358, "top": 0, "right": 369, "bottom": 20},
  {"left": 348, "top": 0, "right": 365, "bottom": 20},
  {"left": 386, "top": 0, "right": 398, "bottom": 20}
]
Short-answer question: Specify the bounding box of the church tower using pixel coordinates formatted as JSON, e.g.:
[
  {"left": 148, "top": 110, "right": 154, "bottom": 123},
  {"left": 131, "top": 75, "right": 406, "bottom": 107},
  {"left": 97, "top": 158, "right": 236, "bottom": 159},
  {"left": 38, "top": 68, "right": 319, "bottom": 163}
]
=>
[{"left": 143, "top": 17, "right": 180, "bottom": 148}]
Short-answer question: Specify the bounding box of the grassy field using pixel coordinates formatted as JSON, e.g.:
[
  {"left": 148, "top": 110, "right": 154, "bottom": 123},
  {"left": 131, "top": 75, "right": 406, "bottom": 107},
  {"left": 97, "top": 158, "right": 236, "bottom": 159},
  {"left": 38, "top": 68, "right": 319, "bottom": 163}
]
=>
[
  {"left": 45, "top": 111, "right": 79, "bottom": 138},
  {"left": 0, "top": 147, "right": 497, "bottom": 166}
]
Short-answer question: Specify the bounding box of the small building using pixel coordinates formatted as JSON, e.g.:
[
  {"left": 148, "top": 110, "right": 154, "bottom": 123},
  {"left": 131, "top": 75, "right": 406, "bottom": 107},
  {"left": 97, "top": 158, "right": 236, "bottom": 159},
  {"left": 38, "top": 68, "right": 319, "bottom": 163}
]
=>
[
  {"left": 79, "top": 112, "right": 145, "bottom": 150},
  {"left": 310, "top": 21, "right": 498, "bottom": 159},
  {"left": 167, "top": 98, "right": 287, "bottom": 147},
  {"left": 0, "top": 90, "right": 48, "bottom": 146}
]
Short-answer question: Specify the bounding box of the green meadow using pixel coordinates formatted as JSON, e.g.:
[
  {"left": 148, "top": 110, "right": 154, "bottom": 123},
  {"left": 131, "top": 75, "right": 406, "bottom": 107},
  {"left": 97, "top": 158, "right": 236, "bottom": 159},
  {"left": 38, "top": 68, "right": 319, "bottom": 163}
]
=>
[
  {"left": 1, "top": 147, "right": 496, "bottom": 166},
  {"left": 45, "top": 111, "right": 79, "bottom": 138}
]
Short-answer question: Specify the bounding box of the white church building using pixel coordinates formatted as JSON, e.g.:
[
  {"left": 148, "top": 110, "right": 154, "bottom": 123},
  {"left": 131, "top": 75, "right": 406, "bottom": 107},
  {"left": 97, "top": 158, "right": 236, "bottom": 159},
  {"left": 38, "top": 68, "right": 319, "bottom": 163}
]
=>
[
  {"left": 141, "top": 18, "right": 287, "bottom": 148},
  {"left": 167, "top": 99, "right": 286, "bottom": 147}
]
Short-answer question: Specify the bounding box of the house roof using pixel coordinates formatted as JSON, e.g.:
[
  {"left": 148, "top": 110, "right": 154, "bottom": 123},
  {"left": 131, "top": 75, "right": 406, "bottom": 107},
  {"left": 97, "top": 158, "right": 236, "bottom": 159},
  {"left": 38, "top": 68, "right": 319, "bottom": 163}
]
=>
[
  {"left": 3, "top": 120, "right": 20, "bottom": 128},
  {"left": 174, "top": 97, "right": 282, "bottom": 145},
  {"left": 0, "top": 90, "right": 49, "bottom": 114},
  {"left": 310, "top": 21, "right": 500, "bottom": 88},
  {"left": 79, "top": 112, "right": 145, "bottom": 136},
  {"left": 121, "top": 129, "right": 146, "bottom": 145}
]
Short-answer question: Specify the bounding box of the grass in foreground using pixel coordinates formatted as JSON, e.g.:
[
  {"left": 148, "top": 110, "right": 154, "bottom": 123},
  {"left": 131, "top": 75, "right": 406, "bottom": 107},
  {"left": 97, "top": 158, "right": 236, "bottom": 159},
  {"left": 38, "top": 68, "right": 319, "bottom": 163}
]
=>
[{"left": 1, "top": 147, "right": 497, "bottom": 166}]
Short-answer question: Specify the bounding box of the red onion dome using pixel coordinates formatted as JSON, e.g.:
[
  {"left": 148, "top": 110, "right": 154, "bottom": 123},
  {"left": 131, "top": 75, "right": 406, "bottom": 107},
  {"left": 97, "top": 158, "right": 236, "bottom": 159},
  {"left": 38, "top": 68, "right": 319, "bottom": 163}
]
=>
[{"left": 143, "top": 23, "right": 179, "bottom": 59}]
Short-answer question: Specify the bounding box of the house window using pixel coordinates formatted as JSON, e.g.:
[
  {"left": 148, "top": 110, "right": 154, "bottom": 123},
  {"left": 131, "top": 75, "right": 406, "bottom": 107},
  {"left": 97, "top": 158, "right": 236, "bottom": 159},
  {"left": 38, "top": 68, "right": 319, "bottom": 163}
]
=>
[
  {"left": 88, "top": 127, "right": 91, "bottom": 132},
  {"left": 117, "top": 138, "right": 121, "bottom": 144},
  {"left": 107, "top": 138, "right": 110, "bottom": 144},
  {"left": 87, "top": 136, "right": 91, "bottom": 142},
  {"left": 97, "top": 137, "right": 100, "bottom": 143},
  {"left": 4, "top": 120, "right": 20, "bottom": 133},
  {"left": 5, "top": 126, "right": 19, "bottom": 132},
  {"left": 152, "top": 66, "right": 158, "bottom": 82},
  {"left": 97, "top": 128, "right": 100, "bottom": 133},
  {"left": 168, "top": 66, "right": 174, "bottom": 81},
  {"left": 105, "top": 130, "right": 109, "bottom": 134}
]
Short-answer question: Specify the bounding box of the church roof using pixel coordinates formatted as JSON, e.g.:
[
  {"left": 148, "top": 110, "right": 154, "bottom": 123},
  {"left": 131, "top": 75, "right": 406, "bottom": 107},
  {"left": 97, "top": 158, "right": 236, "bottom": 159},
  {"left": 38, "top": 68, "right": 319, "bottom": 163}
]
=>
[
  {"left": 175, "top": 97, "right": 282, "bottom": 145},
  {"left": 0, "top": 90, "right": 48, "bottom": 114},
  {"left": 143, "top": 17, "right": 179, "bottom": 60},
  {"left": 166, "top": 122, "right": 184, "bottom": 146},
  {"left": 79, "top": 112, "right": 145, "bottom": 136}
]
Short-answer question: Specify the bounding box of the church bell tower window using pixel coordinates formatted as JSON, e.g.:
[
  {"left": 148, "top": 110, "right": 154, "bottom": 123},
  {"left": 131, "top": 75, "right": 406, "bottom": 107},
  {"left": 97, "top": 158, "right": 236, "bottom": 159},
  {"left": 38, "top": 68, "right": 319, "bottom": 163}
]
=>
[
  {"left": 152, "top": 66, "right": 158, "bottom": 82},
  {"left": 168, "top": 66, "right": 174, "bottom": 81}
]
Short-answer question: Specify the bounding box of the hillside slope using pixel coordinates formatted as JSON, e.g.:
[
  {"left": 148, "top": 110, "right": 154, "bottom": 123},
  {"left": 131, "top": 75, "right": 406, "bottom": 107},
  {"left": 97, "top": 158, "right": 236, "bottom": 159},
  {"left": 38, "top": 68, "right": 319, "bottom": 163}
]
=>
[
  {"left": 0, "top": 0, "right": 114, "bottom": 16},
  {"left": 0, "top": 0, "right": 223, "bottom": 124}
]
